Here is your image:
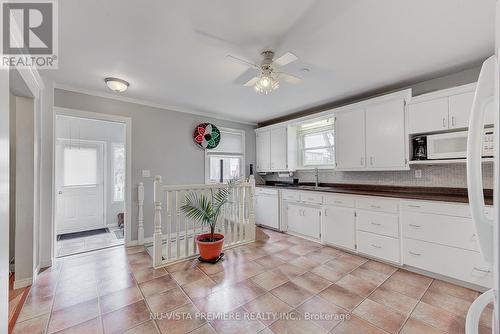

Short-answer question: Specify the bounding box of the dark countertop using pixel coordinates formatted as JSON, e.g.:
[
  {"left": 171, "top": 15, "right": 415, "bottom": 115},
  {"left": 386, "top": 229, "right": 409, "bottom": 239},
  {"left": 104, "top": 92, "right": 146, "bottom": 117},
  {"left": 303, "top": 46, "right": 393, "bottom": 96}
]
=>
[{"left": 256, "top": 182, "right": 493, "bottom": 205}]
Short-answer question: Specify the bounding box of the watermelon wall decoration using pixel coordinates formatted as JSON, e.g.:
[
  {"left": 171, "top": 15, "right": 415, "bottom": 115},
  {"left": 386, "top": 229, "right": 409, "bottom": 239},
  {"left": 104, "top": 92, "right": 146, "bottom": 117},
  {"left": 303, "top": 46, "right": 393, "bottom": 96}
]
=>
[{"left": 193, "top": 123, "right": 221, "bottom": 149}]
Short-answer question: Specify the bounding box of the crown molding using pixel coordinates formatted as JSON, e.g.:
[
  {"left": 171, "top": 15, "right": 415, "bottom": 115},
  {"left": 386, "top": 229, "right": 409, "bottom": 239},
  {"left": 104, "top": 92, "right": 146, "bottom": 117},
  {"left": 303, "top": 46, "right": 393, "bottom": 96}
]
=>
[{"left": 53, "top": 83, "right": 257, "bottom": 126}]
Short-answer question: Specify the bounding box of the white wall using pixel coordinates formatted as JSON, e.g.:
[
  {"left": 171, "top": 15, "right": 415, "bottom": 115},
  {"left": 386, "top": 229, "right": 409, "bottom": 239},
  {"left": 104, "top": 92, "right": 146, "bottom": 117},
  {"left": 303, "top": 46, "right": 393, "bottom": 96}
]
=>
[
  {"left": 55, "top": 115, "right": 126, "bottom": 229},
  {"left": 52, "top": 88, "right": 257, "bottom": 241},
  {"left": 0, "top": 68, "right": 10, "bottom": 334},
  {"left": 14, "top": 97, "right": 35, "bottom": 284}
]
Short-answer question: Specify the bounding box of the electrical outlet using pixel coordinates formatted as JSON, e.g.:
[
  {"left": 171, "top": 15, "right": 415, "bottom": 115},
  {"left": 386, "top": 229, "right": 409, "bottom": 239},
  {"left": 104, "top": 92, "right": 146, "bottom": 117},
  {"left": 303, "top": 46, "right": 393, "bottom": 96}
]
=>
[
  {"left": 142, "top": 170, "right": 151, "bottom": 178},
  {"left": 415, "top": 169, "right": 422, "bottom": 178}
]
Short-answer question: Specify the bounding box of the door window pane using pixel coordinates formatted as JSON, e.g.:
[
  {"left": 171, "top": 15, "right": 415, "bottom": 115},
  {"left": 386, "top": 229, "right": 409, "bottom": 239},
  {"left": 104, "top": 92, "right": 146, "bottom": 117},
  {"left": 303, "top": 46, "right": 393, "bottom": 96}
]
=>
[
  {"left": 112, "top": 144, "right": 125, "bottom": 202},
  {"left": 64, "top": 147, "right": 97, "bottom": 186}
]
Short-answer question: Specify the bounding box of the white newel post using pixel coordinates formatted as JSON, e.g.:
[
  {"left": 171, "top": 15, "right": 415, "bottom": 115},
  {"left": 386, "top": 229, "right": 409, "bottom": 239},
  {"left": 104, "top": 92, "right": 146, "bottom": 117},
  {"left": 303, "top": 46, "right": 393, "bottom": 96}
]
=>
[
  {"left": 137, "top": 182, "right": 144, "bottom": 245},
  {"left": 248, "top": 175, "right": 256, "bottom": 241},
  {"left": 153, "top": 176, "right": 163, "bottom": 267}
]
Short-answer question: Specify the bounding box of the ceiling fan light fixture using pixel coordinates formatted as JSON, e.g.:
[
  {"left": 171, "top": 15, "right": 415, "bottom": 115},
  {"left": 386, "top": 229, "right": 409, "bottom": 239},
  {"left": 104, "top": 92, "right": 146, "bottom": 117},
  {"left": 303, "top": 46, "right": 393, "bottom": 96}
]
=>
[
  {"left": 254, "top": 73, "right": 279, "bottom": 95},
  {"left": 105, "top": 77, "right": 129, "bottom": 93}
]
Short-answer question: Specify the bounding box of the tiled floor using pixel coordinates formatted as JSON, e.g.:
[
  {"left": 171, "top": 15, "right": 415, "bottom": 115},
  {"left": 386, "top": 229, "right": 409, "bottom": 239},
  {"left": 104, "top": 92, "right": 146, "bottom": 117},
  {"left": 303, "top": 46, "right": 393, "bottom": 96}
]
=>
[
  {"left": 56, "top": 227, "right": 124, "bottom": 257},
  {"left": 14, "top": 227, "right": 493, "bottom": 334}
]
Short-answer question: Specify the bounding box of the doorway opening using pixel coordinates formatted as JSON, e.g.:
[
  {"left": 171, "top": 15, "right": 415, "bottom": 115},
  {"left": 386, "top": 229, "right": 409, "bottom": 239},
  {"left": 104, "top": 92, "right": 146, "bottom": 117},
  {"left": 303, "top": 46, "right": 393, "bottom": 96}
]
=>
[{"left": 54, "top": 115, "right": 126, "bottom": 257}]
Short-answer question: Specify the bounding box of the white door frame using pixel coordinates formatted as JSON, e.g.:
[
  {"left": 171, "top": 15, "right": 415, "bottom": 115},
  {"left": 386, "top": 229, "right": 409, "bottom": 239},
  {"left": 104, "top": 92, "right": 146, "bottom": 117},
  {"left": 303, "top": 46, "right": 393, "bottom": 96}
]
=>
[
  {"left": 55, "top": 138, "right": 107, "bottom": 236},
  {"left": 52, "top": 107, "right": 132, "bottom": 254}
]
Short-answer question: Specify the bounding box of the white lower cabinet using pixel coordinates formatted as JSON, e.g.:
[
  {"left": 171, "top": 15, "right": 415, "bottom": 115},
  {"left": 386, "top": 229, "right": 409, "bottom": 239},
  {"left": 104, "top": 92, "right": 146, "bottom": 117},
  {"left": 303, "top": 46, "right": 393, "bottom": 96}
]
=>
[
  {"left": 403, "top": 238, "right": 492, "bottom": 288},
  {"left": 322, "top": 205, "right": 356, "bottom": 250},
  {"left": 357, "top": 231, "right": 400, "bottom": 263},
  {"left": 285, "top": 202, "right": 321, "bottom": 240},
  {"left": 263, "top": 190, "right": 493, "bottom": 289},
  {"left": 402, "top": 200, "right": 492, "bottom": 288}
]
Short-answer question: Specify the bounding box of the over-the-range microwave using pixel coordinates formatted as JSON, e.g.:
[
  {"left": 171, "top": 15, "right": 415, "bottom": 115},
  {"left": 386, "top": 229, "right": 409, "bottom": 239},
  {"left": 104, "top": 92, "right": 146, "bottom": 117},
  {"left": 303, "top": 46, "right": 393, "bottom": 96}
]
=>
[{"left": 427, "top": 128, "right": 494, "bottom": 160}]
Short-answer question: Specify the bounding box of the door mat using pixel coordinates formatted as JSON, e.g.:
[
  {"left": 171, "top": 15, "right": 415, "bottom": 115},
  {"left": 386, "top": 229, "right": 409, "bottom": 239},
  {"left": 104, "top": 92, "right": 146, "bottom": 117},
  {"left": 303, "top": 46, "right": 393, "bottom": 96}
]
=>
[{"left": 57, "top": 228, "right": 109, "bottom": 240}]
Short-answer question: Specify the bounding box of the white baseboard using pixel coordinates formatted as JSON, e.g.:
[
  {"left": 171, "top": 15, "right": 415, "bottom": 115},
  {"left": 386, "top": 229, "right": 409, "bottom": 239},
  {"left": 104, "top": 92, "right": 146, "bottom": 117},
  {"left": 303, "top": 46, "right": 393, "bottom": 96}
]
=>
[{"left": 14, "top": 277, "right": 33, "bottom": 289}]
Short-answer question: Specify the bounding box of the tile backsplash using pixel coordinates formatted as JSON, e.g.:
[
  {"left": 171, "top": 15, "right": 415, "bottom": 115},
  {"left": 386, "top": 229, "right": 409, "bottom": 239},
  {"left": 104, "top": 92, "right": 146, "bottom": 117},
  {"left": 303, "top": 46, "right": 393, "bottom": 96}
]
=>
[{"left": 259, "top": 164, "right": 493, "bottom": 189}]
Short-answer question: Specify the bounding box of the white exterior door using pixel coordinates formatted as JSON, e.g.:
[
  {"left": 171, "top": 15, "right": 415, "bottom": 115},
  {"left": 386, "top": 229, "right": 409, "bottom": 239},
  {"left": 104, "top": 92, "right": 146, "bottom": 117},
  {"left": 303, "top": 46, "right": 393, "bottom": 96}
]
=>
[
  {"left": 56, "top": 140, "right": 105, "bottom": 234},
  {"left": 270, "top": 127, "right": 287, "bottom": 171},
  {"left": 322, "top": 205, "right": 356, "bottom": 250},
  {"left": 335, "top": 108, "right": 366, "bottom": 169}
]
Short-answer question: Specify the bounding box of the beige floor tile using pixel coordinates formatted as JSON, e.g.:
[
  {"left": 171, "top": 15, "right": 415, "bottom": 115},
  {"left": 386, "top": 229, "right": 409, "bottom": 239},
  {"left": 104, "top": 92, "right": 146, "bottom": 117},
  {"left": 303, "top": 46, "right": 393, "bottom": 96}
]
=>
[
  {"left": 353, "top": 299, "right": 406, "bottom": 333},
  {"left": 271, "top": 281, "right": 314, "bottom": 307},
  {"left": 318, "top": 285, "right": 364, "bottom": 311}
]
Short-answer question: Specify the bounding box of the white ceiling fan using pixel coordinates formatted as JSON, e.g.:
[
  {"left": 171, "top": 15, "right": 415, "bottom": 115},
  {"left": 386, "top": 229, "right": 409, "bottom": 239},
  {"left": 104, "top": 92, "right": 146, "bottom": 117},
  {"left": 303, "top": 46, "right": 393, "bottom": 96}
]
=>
[{"left": 226, "top": 50, "right": 303, "bottom": 94}]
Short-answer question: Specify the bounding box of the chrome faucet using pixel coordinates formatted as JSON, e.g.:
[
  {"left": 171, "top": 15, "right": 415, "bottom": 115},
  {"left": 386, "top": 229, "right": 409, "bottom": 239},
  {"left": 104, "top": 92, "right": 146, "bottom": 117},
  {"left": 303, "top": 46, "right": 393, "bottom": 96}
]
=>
[{"left": 315, "top": 168, "right": 319, "bottom": 188}]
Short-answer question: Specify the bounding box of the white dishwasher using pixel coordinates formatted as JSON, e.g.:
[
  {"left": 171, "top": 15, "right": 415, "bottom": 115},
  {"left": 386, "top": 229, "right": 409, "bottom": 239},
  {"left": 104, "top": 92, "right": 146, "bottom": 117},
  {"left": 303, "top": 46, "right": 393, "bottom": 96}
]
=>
[{"left": 254, "top": 187, "right": 280, "bottom": 230}]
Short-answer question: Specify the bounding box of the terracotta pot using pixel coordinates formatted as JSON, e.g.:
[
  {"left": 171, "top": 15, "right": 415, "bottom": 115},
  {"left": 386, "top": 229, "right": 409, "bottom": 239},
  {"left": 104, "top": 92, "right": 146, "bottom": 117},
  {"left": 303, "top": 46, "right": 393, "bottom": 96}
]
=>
[{"left": 195, "top": 233, "right": 224, "bottom": 260}]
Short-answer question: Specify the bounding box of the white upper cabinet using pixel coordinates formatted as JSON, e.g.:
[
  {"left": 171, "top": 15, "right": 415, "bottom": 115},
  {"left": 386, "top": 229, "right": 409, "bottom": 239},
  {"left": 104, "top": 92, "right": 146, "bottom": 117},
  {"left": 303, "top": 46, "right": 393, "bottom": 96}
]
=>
[
  {"left": 408, "top": 83, "right": 492, "bottom": 135},
  {"left": 256, "top": 130, "right": 270, "bottom": 172},
  {"left": 449, "top": 91, "right": 474, "bottom": 129},
  {"left": 408, "top": 97, "right": 449, "bottom": 134},
  {"left": 335, "top": 108, "right": 366, "bottom": 169},
  {"left": 270, "top": 127, "right": 287, "bottom": 171},
  {"left": 366, "top": 99, "right": 407, "bottom": 169},
  {"left": 334, "top": 90, "right": 410, "bottom": 171},
  {"left": 255, "top": 126, "right": 296, "bottom": 172}
]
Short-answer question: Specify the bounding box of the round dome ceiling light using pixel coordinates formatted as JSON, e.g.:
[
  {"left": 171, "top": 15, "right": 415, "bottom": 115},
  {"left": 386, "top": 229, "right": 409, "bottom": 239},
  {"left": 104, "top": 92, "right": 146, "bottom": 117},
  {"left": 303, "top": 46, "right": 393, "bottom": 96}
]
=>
[{"left": 105, "top": 77, "right": 129, "bottom": 93}]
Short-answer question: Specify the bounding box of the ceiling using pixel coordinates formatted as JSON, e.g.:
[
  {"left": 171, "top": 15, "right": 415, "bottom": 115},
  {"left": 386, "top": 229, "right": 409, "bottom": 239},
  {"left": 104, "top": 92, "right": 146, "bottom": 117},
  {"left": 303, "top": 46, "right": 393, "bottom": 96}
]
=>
[{"left": 42, "top": 0, "right": 495, "bottom": 124}]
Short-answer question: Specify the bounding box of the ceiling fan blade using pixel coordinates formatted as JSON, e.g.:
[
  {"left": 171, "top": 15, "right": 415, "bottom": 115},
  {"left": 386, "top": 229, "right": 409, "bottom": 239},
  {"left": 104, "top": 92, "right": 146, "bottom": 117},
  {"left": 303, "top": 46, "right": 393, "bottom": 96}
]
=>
[
  {"left": 274, "top": 52, "right": 298, "bottom": 66},
  {"left": 233, "top": 68, "right": 259, "bottom": 85},
  {"left": 278, "top": 72, "right": 302, "bottom": 84},
  {"left": 243, "top": 77, "right": 259, "bottom": 87},
  {"left": 226, "top": 55, "right": 259, "bottom": 69}
]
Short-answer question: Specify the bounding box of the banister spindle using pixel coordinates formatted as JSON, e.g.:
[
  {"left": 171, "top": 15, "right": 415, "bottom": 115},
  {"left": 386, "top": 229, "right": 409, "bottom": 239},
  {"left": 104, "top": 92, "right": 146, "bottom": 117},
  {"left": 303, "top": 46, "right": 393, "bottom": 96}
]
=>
[
  {"left": 153, "top": 176, "right": 163, "bottom": 267},
  {"left": 138, "top": 182, "right": 145, "bottom": 245}
]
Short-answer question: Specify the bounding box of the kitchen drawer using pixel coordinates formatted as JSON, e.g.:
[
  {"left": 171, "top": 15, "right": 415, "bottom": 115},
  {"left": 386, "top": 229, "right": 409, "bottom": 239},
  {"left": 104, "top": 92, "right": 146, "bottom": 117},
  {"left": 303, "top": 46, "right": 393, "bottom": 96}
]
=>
[
  {"left": 401, "top": 200, "right": 492, "bottom": 218},
  {"left": 403, "top": 238, "right": 492, "bottom": 288},
  {"left": 357, "top": 231, "right": 400, "bottom": 263},
  {"left": 323, "top": 194, "right": 355, "bottom": 208},
  {"left": 300, "top": 192, "right": 323, "bottom": 205},
  {"left": 356, "top": 197, "right": 399, "bottom": 213},
  {"left": 282, "top": 190, "right": 300, "bottom": 201},
  {"left": 356, "top": 211, "right": 399, "bottom": 238},
  {"left": 402, "top": 211, "right": 478, "bottom": 251},
  {"left": 255, "top": 187, "right": 278, "bottom": 196}
]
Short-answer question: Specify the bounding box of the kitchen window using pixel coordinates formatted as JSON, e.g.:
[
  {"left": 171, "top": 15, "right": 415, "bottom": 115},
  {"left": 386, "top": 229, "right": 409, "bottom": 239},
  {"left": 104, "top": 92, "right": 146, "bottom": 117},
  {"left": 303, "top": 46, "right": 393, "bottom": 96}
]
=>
[
  {"left": 298, "top": 118, "right": 335, "bottom": 168},
  {"left": 205, "top": 128, "right": 245, "bottom": 183}
]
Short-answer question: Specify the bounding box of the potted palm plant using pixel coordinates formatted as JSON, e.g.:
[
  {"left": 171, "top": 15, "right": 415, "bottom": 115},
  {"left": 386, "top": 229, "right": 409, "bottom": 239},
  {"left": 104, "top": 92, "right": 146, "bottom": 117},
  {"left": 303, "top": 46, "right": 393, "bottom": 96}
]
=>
[{"left": 181, "top": 181, "right": 234, "bottom": 262}]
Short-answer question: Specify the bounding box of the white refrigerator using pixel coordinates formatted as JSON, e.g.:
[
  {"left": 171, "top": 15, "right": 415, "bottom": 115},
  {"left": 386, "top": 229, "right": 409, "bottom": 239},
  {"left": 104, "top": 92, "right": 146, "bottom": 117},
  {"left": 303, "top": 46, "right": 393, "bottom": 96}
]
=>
[{"left": 465, "top": 4, "right": 500, "bottom": 332}]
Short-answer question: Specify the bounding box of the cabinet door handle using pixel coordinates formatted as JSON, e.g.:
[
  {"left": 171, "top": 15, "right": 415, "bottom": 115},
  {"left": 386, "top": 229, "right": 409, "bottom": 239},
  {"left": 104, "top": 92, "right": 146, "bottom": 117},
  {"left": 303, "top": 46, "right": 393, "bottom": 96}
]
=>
[
  {"left": 324, "top": 210, "right": 327, "bottom": 217},
  {"left": 451, "top": 116, "right": 456, "bottom": 127},
  {"left": 333, "top": 200, "right": 343, "bottom": 204},
  {"left": 409, "top": 251, "right": 421, "bottom": 256},
  {"left": 409, "top": 224, "right": 421, "bottom": 228},
  {"left": 370, "top": 222, "right": 381, "bottom": 226},
  {"left": 370, "top": 205, "right": 381, "bottom": 209},
  {"left": 442, "top": 117, "right": 447, "bottom": 128},
  {"left": 408, "top": 205, "right": 421, "bottom": 208},
  {"left": 472, "top": 267, "right": 491, "bottom": 274},
  {"left": 370, "top": 156, "right": 374, "bottom": 165},
  {"left": 360, "top": 157, "right": 364, "bottom": 166},
  {"left": 371, "top": 244, "right": 382, "bottom": 249}
]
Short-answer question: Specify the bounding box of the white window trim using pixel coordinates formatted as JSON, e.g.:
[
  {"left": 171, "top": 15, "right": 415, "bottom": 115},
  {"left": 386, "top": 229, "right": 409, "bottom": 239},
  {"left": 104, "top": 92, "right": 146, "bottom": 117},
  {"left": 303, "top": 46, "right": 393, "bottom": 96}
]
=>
[
  {"left": 297, "top": 119, "right": 335, "bottom": 170},
  {"left": 204, "top": 127, "right": 245, "bottom": 184}
]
